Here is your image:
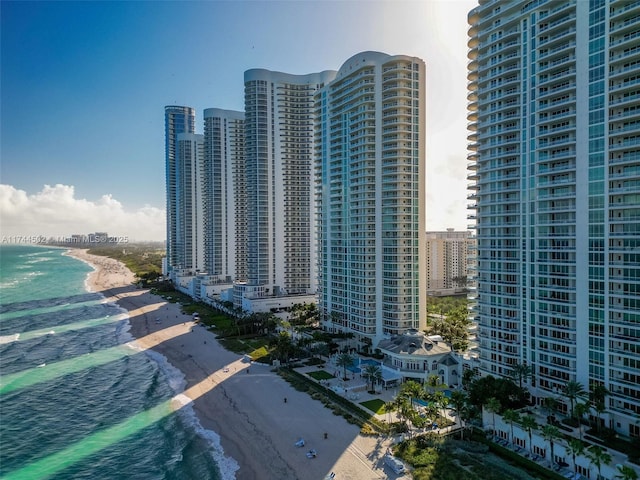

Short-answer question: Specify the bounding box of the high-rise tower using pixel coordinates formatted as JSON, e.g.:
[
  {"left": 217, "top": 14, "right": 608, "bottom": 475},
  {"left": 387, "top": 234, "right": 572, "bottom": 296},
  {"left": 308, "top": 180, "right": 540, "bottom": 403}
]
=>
[
  {"left": 165, "top": 105, "right": 196, "bottom": 270},
  {"left": 468, "top": 0, "right": 640, "bottom": 437},
  {"left": 175, "top": 133, "right": 204, "bottom": 272},
  {"left": 203, "top": 108, "right": 246, "bottom": 281},
  {"left": 243, "top": 68, "right": 337, "bottom": 298},
  {"left": 316, "top": 52, "right": 427, "bottom": 347}
]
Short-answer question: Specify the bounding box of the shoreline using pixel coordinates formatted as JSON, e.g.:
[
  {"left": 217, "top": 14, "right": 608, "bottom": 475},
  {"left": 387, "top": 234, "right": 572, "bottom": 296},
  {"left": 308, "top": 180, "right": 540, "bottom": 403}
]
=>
[{"left": 67, "top": 249, "right": 400, "bottom": 480}]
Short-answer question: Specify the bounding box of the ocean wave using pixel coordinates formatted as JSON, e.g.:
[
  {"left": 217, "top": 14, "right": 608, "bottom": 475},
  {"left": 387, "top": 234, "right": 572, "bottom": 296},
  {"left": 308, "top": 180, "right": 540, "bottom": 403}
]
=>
[
  {"left": 0, "top": 333, "right": 20, "bottom": 344},
  {"left": 129, "top": 344, "right": 239, "bottom": 480},
  {"left": 23, "top": 250, "right": 52, "bottom": 257},
  {"left": 0, "top": 271, "right": 43, "bottom": 291},
  {"left": 173, "top": 393, "right": 240, "bottom": 480},
  {"left": 25, "top": 257, "right": 54, "bottom": 264},
  {"left": 0, "top": 279, "right": 21, "bottom": 289}
]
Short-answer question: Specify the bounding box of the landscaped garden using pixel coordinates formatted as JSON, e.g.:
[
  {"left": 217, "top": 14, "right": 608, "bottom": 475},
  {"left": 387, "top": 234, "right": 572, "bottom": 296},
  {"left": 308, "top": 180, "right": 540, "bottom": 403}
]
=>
[
  {"left": 307, "top": 370, "right": 335, "bottom": 381},
  {"left": 360, "top": 398, "right": 386, "bottom": 415}
]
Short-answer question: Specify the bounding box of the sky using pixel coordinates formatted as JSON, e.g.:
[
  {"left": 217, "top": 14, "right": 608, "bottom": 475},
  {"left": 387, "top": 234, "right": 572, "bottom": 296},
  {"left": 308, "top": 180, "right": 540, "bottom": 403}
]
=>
[{"left": 1, "top": 0, "right": 476, "bottom": 242}]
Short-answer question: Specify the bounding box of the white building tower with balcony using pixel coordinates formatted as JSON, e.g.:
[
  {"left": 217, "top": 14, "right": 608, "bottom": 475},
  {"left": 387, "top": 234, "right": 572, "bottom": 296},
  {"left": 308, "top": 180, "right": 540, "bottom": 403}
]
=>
[
  {"left": 175, "top": 132, "right": 204, "bottom": 273},
  {"left": 202, "top": 108, "right": 246, "bottom": 282},
  {"left": 241, "top": 68, "right": 337, "bottom": 307},
  {"left": 316, "top": 51, "right": 427, "bottom": 348},
  {"left": 467, "top": 0, "right": 640, "bottom": 437}
]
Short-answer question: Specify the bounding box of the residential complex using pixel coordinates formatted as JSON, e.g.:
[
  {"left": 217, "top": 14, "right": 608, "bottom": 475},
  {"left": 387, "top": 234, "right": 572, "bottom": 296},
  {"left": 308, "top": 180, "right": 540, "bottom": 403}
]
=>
[
  {"left": 317, "top": 52, "right": 426, "bottom": 346},
  {"left": 241, "top": 68, "right": 337, "bottom": 301},
  {"left": 467, "top": 0, "right": 640, "bottom": 437},
  {"left": 426, "top": 229, "right": 474, "bottom": 295},
  {"left": 202, "top": 108, "right": 246, "bottom": 282},
  {"left": 165, "top": 105, "right": 196, "bottom": 270},
  {"left": 164, "top": 51, "right": 427, "bottom": 347},
  {"left": 175, "top": 132, "right": 204, "bottom": 272}
]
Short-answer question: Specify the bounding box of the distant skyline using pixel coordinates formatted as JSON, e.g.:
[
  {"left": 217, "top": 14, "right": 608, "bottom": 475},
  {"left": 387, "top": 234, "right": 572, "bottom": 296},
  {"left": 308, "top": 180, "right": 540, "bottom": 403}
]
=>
[{"left": 1, "top": 0, "right": 476, "bottom": 241}]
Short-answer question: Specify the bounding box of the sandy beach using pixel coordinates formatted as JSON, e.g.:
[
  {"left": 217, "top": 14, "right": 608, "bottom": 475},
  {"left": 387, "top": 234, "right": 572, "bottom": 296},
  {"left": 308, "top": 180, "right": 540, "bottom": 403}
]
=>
[{"left": 68, "top": 249, "right": 404, "bottom": 480}]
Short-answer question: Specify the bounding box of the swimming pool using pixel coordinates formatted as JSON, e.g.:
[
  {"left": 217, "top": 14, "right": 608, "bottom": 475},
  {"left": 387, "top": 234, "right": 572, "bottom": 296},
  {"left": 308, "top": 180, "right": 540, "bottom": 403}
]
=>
[{"left": 346, "top": 359, "right": 381, "bottom": 373}]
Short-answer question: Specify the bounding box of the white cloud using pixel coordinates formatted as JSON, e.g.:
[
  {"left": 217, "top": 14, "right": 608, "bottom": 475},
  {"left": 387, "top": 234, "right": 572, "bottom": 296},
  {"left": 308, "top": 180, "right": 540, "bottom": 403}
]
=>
[{"left": 0, "top": 184, "right": 165, "bottom": 241}]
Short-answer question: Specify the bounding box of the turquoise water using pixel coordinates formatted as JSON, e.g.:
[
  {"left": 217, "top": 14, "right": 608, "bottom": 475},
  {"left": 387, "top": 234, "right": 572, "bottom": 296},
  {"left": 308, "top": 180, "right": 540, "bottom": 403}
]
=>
[
  {"left": 347, "top": 358, "right": 380, "bottom": 373},
  {"left": 0, "top": 245, "right": 232, "bottom": 480}
]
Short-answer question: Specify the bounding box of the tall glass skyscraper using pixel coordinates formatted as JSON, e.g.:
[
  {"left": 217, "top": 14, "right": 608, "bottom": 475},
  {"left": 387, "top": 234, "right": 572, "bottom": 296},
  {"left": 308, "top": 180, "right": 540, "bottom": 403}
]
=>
[
  {"left": 175, "top": 133, "right": 204, "bottom": 271},
  {"left": 316, "top": 52, "right": 426, "bottom": 347},
  {"left": 165, "top": 105, "right": 196, "bottom": 270},
  {"left": 468, "top": 0, "right": 640, "bottom": 437}
]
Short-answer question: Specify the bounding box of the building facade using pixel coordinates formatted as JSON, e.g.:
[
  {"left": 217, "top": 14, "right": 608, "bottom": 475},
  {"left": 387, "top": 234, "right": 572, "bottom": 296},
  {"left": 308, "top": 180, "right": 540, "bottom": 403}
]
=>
[
  {"left": 165, "top": 105, "right": 196, "bottom": 271},
  {"left": 175, "top": 133, "right": 204, "bottom": 272},
  {"left": 316, "top": 52, "right": 427, "bottom": 347},
  {"left": 426, "top": 229, "right": 474, "bottom": 294},
  {"left": 203, "top": 108, "right": 246, "bottom": 282},
  {"left": 242, "top": 68, "right": 337, "bottom": 299},
  {"left": 468, "top": 0, "right": 640, "bottom": 437}
]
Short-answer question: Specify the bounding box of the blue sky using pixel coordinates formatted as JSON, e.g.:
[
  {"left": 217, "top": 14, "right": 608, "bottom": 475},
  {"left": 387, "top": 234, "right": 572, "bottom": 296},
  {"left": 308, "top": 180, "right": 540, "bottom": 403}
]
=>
[{"left": 1, "top": 0, "right": 476, "bottom": 240}]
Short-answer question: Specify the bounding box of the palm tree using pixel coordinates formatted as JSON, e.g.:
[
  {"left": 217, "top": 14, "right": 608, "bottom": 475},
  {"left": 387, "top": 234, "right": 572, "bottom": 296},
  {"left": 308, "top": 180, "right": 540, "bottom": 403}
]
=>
[
  {"left": 431, "top": 390, "right": 448, "bottom": 424},
  {"left": 362, "top": 364, "right": 382, "bottom": 393},
  {"left": 563, "top": 380, "right": 586, "bottom": 421},
  {"left": 336, "top": 353, "right": 354, "bottom": 380},
  {"left": 315, "top": 342, "right": 330, "bottom": 361},
  {"left": 590, "top": 384, "right": 610, "bottom": 432},
  {"left": 424, "top": 402, "right": 439, "bottom": 427},
  {"left": 385, "top": 399, "right": 399, "bottom": 426},
  {"left": 573, "top": 401, "right": 590, "bottom": 440},
  {"left": 615, "top": 465, "right": 639, "bottom": 480},
  {"left": 520, "top": 415, "right": 538, "bottom": 454},
  {"left": 509, "top": 362, "right": 532, "bottom": 395},
  {"left": 426, "top": 374, "right": 441, "bottom": 394},
  {"left": 543, "top": 396, "right": 559, "bottom": 421},
  {"left": 566, "top": 438, "right": 585, "bottom": 477},
  {"left": 400, "top": 380, "right": 425, "bottom": 409},
  {"left": 462, "top": 368, "right": 477, "bottom": 390},
  {"left": 272, "top": 331, "right": 294, "bottom": 362},
  {"left": 502, "top": 409, "right": 520, "bottom": 445},
  {"left": 586, "top": 445, "right": 611, "bottom": 480},
  {"left": 485, "top": 397, "right": 501, "bottom": 434},
  {"left": 450, "top": 390, "right": 468, "bottom": 439},
  {"left": 593, "top": 401, "right": 608, "bottom": 433},
  {"left": 541, "top": 424, "right": 560, "bottom": 465},
  {"left": 394, "top": 396, "right": 413, "bottom": 437}
]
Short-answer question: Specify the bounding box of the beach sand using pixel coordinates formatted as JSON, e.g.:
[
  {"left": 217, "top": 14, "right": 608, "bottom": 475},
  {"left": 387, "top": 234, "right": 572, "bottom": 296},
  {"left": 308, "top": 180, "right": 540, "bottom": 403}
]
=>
[{"left": 68, "top": 249, "right": 404, "bottom": 480}]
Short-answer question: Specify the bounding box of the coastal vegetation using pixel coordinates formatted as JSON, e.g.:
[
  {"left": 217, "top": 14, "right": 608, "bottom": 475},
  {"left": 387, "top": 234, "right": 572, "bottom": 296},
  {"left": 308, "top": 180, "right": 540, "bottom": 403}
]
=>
[
  {"left": 87, "top": 243, "right": 164, "bottom": 282},
  {"left": 425, "top": 295, "right": 472, "bottom": 351},
  {"left": 392, "top": 432, "right": 566, "bottom": 480}
]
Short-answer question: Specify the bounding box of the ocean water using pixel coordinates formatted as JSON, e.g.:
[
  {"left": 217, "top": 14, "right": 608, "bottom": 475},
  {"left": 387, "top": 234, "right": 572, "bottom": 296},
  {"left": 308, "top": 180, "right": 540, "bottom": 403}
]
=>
[{"left": 0, "top": 245, "right": 236, "bottom": 480}]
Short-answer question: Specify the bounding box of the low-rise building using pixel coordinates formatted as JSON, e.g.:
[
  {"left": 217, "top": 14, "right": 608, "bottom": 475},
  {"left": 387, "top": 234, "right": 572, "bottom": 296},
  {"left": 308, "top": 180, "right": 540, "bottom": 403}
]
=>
[{"left": 376, "top": 329, "right": 461, "bottom": 387}]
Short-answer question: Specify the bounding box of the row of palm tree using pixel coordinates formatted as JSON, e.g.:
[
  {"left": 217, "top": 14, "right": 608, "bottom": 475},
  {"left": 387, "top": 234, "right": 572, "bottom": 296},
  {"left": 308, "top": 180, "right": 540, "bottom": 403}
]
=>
[
  {"left": 483, "top": 394, "right": 638, "bottom": 480},
  {"left": 507, "top": 362, "right": 612, "bottom": 436}
]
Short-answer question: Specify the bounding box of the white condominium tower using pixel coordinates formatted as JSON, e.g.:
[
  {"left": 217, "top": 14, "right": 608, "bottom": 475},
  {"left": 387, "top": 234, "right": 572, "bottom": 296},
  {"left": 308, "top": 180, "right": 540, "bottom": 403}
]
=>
[
  {"left": 203, "top": 108, "right": 246, "bottom": 281},
  {"left": 243, "top": 68, "right": 337, "bottom": 297},
  {"left": 175, "top": 133, "right": 204, "bottom": 272},
  {"left": 316, "top": 52, "right": 426, "bottom": 347},
  {"left": 165, "top": 105, "right": 196, "bottom": 270},
  {"left": 468, "top": 0, "right": 640, "bottom": 436}
]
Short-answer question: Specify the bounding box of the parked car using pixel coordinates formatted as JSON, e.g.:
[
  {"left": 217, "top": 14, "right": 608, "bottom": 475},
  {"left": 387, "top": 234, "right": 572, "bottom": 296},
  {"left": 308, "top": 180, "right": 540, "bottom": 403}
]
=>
[{"left": 384, "top": 454, "right": 405, "bottom": 474}]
